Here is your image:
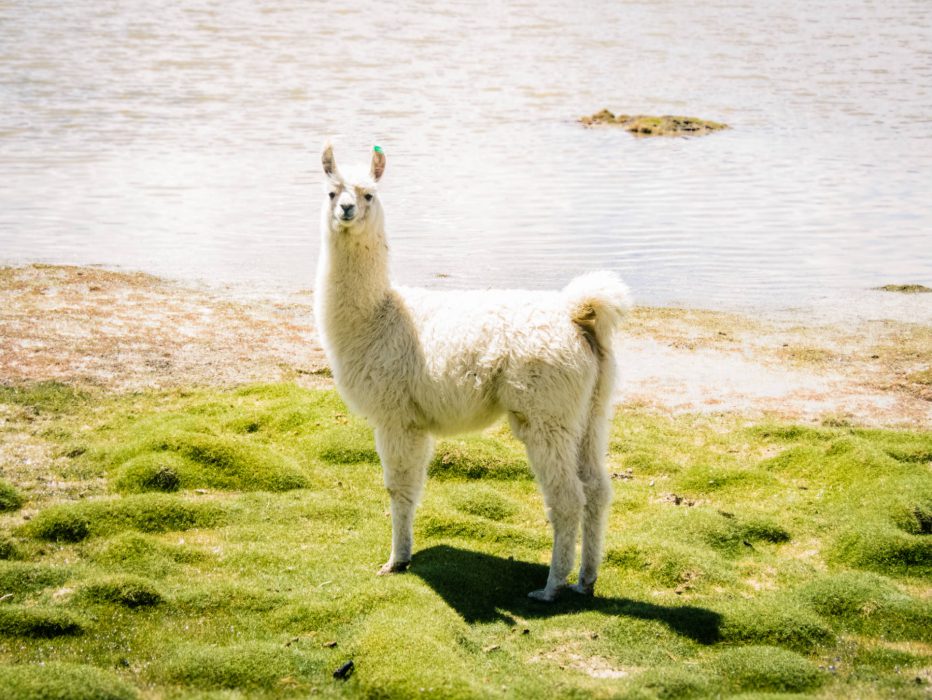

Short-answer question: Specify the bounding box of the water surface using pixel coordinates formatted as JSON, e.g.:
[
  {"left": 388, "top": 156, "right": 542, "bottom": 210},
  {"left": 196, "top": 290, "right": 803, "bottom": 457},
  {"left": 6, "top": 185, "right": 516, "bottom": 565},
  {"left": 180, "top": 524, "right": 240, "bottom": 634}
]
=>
[{"left": 1, "top": 0, "right": 931, "bottom": 314}]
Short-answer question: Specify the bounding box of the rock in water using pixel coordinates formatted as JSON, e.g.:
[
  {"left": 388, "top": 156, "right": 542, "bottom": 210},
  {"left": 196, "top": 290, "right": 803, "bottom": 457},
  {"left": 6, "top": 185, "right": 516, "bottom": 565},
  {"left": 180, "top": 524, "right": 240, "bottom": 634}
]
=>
[{"left": 580, "top": 109, "right": 729, "bottom": 137}]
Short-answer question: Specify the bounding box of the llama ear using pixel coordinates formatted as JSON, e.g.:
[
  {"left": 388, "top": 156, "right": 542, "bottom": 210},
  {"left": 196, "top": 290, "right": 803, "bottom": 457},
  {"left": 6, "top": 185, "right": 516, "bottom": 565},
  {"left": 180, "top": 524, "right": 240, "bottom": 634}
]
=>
[
  {"left": 321, "top": 142, "right": 340, "bottom": 181},
  {"left": 370, "top": 145, "right": 386, "bottom": 182}
]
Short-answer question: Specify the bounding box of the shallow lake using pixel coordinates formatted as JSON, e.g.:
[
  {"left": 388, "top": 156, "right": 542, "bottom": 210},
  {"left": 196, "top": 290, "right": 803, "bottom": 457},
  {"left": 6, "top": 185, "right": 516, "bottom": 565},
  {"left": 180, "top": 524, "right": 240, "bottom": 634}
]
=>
[{"left": 1, "top": 0, "right": 931, "bottom": 314}]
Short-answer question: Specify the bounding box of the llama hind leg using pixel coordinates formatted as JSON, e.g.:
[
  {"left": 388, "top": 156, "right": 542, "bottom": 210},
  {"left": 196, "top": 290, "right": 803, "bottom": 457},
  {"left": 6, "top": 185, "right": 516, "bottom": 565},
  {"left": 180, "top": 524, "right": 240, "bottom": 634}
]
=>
[
  {"left": 374, "top": 426, "right": 433, "bottom": 575},
  {"left": 512, "top": 417, "right": 584, "bottom": 602},
  {"left": 570, "top": 392, "right": 614, "bottom": 596},
  {"left": 572, "top": 444, "right": 611, "bottom": 595}
]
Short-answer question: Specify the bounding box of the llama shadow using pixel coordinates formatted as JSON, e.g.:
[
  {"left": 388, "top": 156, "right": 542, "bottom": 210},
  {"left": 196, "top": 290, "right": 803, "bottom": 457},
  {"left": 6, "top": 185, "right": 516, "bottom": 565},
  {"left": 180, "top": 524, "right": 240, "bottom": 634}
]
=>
[{"left": 411, "top": 545, "right": 722, "bottom": 644}]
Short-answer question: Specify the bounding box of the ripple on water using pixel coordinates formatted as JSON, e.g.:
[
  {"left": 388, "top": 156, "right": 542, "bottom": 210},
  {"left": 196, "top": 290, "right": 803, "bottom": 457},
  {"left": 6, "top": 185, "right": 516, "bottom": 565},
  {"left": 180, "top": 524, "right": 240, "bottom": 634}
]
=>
[{"left": 0, "top": 0, "right": 930, "bottom": 318}]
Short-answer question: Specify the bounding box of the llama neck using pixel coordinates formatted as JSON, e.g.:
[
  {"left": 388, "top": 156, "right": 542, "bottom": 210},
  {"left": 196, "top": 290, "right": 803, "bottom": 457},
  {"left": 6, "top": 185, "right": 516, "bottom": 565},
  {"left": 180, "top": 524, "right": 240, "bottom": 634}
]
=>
[{"left": 317, "top": 226, "right": 391, "bottom": 326}]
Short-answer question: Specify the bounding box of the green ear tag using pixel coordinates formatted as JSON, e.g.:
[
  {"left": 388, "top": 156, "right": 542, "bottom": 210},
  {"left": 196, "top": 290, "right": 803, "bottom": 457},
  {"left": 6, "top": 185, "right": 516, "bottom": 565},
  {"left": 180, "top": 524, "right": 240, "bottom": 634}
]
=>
[{"left": 373, "top": 145, "right": 383, "bottom": 153}]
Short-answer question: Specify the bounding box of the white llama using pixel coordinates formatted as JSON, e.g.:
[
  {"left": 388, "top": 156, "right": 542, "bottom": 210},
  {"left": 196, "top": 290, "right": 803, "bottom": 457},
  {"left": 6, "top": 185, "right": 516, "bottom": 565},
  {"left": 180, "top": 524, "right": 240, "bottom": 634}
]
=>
[{"left": 314, "top": 144, "right": 631, "bottom": 601}]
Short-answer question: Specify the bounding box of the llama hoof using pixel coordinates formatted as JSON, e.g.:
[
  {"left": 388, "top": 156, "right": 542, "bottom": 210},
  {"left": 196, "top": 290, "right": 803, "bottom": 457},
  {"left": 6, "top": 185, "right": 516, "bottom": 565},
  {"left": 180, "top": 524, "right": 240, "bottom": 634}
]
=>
[
  {"left": 528, "top": 586, "right": 564, "bottom": 602},
  {"left": 569, "top": 582, "right": 595, "bottom": 596},
  {"left": 377, "top": 561, "right": 410, "bottom": 576}
]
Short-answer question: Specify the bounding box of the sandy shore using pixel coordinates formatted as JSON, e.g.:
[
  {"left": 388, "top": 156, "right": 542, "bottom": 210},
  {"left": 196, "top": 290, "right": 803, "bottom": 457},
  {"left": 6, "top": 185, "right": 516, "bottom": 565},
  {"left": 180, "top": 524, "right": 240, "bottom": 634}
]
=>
[{"left": 1, "top": 264, "right": 929, "bottom": 426}]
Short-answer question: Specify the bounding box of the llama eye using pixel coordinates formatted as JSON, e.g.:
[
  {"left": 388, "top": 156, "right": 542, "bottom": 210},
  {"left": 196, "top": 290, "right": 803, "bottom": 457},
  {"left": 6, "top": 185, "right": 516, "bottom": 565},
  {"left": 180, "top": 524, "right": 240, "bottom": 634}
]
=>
[
  {"left": 364, "top": 193, "right": 373, "bottom": 202},
  {"left": 328, "top": 192, "right": 336, "bottom": 200}
]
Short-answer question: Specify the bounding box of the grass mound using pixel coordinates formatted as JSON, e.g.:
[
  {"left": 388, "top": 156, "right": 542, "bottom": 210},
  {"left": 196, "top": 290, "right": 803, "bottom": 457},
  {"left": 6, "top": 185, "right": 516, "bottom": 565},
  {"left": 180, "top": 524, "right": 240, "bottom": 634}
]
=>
[
  {"left": 893, "top": 499, "right": 932, "bottom": 535},
  {"left": 609, "top": 509, "right": 791, "bottom": 590},
  {"left": 78, "top": 385, "right": 360, "bottom": 487},
  {"left": 452, "top": 486, "right": 519, "bottom": 521},
  {"left": 618, "top": 449, "right": 681, "bottom": 476},
  {"left": 714, "top": 645, "right": 824, "bottom": 693},
  {"left": 0, "top": 561, "right": 71, "bottom": 595},
  {"left": 155, "top": 642, "right": 322, "bottom": 690},
  {"left": 112, "top": 431, "right": 308, "bottom": 493},
  {"left": 113, "top": 454, "right": 182, "bottom": 492},
  {"left": 832, "top": 523, "right": 932, "bottom": 575},
  {"left": 882, "top": 436, "right": 932, "bottom": 464},
  {"left": 748, "top": 425, "right": 932, "bottom": 580},
  {"left": 314, "top": 422, "right": 379, "bottom": 464},
  {"left": 692, "top": 511, "right": 791, "bottom": 554},
  {"left": 0, "top": 478, "right": 24, "bottom": 512},
  {"left": 673, "top": 462, "right": 774, "bottom": 494},
  {"left": 23, "top": 494, "right": 225, "bottom": 542},
  {"left": 348, "top": 613, "right": 477, "bottom": 697},
  {"left": 846, "top": 644, "right": 926, "bottom": 676},
  {"left": 626, "top": 665, "right": 714, "bottom": 698},
  {"left": 429, "top": 434, "right": 529, "bottom": 480},
  {"left": 77, "top": 574, "right": 163, "bottom": 608},
  {"left": 751, "top": 424, "right": 833, "bottom": 443},
  {"left": 799, "top": 571, "right": 932, "bottom": 641},
  {"left": 719, "top": 599, "right": 835, "bottom": 652},
  {"left": 0, "top": 535, "right": 23, "bottom": 560},
  {"left": 0, "top": 606, "right": 84, "bottom": 638},
  {"left": 604, "top": 540, "right": 730, "bottom": 590},
  {"left": 87, "top": 532, "right": 204, "bottom": 577},
  {"left": 418, "top": 512, "right": 546, "bottom": 549},
  {"left": 0, "top": 662, "right": 138, "bottom": 700},
  {"left": 22, "top": 507, "right": 90, "bottom": 542},
  {"left": 173, "top": 582, "right": 283, "bottom": 614}
]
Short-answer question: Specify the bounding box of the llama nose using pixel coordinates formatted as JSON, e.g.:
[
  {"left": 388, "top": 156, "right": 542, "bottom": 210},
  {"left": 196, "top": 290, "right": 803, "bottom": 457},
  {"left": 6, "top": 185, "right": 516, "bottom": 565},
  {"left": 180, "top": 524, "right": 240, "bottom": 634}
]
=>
[{"left": 340, "top": 203, "right": 356, "bottom": 216}]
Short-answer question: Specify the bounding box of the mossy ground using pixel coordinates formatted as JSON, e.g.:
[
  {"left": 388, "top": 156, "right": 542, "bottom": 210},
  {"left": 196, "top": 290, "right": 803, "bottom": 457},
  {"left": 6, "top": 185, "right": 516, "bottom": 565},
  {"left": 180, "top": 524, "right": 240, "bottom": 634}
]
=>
[
  {"left": 875, "top": 284, "right": 932, "bottom": 294},
  {"left": 0, "top": 478, "right": 23, "bottom": 513},
  {"left": 0, "top": 382, "right": 930, "bottom": 698},
  {"left": 580, "top": 109, "right": 729, "bottom": 136}
]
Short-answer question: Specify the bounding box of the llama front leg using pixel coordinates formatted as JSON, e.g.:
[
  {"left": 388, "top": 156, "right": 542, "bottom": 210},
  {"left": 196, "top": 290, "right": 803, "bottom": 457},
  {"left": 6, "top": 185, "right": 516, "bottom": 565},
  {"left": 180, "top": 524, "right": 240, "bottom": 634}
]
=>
[{"left": 374, "top": 426, "right": 433, "bottom": 575}]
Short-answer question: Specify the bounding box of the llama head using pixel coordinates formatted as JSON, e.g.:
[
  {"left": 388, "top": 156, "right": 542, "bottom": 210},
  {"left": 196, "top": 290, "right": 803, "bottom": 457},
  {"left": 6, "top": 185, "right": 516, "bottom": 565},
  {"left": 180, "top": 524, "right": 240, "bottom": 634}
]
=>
[{"left": 321, "top": 143, "right": 385, "bottom": 237}]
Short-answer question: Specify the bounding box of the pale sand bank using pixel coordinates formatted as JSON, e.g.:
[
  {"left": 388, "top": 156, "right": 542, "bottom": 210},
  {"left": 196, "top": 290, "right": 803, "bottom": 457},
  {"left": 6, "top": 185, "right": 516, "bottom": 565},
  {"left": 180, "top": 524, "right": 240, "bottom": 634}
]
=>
[{"left": 1, "top": 265, "right": 929, "bottom": 426}]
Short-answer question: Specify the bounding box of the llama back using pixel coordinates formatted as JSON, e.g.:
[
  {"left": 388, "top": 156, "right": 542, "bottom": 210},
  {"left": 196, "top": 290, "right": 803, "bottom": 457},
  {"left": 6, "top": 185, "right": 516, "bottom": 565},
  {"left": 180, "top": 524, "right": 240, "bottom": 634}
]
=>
[
  {"left": 396, "top": 285, "right": 576, "bottom": 368},
  {"left": 396, "top": 278, "right": 630, "bottom": 357}
]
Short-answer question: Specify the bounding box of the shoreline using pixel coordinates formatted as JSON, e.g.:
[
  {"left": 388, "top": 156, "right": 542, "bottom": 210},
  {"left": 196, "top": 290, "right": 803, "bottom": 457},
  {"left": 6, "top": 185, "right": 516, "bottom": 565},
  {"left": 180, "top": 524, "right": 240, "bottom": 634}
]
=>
[{"left": 1, "top": 263, "right": 929, "bottom": 427}]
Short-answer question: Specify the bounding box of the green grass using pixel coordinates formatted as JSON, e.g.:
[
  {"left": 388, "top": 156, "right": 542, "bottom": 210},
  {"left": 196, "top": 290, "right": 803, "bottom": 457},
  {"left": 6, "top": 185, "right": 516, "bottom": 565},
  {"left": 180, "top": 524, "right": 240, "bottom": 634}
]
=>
[
  {"left": 102, "top": 424, "right": 310, "bottom": 493},
  {"left": 156, "top": 642, "right": 326, "bottom": 690},
  {"left": 0, "top": 535, "right": 22, "bottom": 560},
  {"left": 0, "top": 606, "right": 84, "bottom": 638},
  {"left": 0, "top": 479, "right": 23, "bottom": 513},
  {"left": 713, "top": 646, "right": 824, "bottom": 693},
  {"left": 717, "top": 598, "right": 835, "bottom": 652},
  {"left": 21, "top": 493, "right": 226, "bottom": 542},
  {"left": 86, "top": 531, "right": 206, "bottom": 577},
  {"left": 0, "top": 382, "right": 930, "bottom": 698},
  {"left": 77, "top": 574, "right": 164, "bottom": 608},
  {"left": 799, "top": 571, "right": 932, "bottom": 641},
  {"left": 0, "top": 380, "right": 87, "bottom": 415},
  {"left": 0, "top": 561, "right": 72, "bottom": 594},
  {"left": 0, "top": 662, "right": 138, "bottom": 699}
]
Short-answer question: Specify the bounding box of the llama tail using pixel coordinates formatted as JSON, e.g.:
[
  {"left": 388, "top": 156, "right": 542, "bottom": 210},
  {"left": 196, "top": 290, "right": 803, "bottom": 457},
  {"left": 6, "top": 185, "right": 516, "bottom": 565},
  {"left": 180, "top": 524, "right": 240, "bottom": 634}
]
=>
[
  {"left": 563, "top": 271, "right": 632, "bottom": 352},
  {"left": 567, "top": 273, "right": 630, "bottom": 590}
]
